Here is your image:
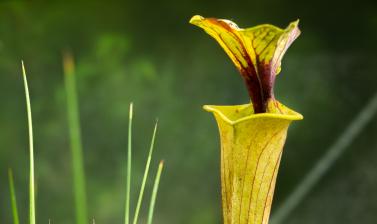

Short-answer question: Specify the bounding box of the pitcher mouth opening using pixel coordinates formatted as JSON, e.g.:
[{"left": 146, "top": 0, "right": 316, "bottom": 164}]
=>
[{"left": 203, "top": 101, "right": 303, "bottom": 125}]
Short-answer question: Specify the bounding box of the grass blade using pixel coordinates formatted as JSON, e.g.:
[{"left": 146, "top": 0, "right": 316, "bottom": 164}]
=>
[
  {"left": 125, "top": 103, "right": 133, "bottom": 224},
  {"left": 132, "top": 121, "right": 158, "bottom": 224},
  {"left": 63, "top": 52, "right": 88, "bottom": 224},
  {"left": 147, "top": 161, "right": 164, "bottom": 224},
  {"left": 8, "top": 169, "right": 20, "bottom": 224},
  {"left": 21, "top": 61, "right": 36, "bottom": 224}
]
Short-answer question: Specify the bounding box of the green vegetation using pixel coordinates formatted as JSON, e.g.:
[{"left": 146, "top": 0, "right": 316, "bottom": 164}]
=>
[
  {"left": 8, "top": 169, "right": 19, "bottom": 224},
  {"left": 147, "top": 161, "right": 164, "bottom": 224},
  {"left": 8, "top": 62, "right": 164, "bottom": 223},
  {"left": 21, "top": 62, "right": 36, "bottom": 224},
  {"left": 63, "top": 51, "right": 88, "bottom": 224},
  {"left": 133, "top": 121, "right": 158, "bottom": 224},
  {"left": 125, "top": 103, "right": 133, "bottom": 224}
]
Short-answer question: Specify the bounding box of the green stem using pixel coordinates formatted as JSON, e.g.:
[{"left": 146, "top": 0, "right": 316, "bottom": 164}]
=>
[
  {"left": 8, "top": 169, "right": 20, "bottom": 224},
  {"left": 147, "top": 161, "right": 164, "bottom": 224},
  {"left": 133, "top": 121, "right": 158, "bottom": 224},
  {"left": 63, "top": 52, "right": 88, "bottom": 224},
  {"left": 125, "top": 103, "right": 133, "bottom": 224},
  {"left": 21, "top": 61, "right": 36, "bottom": 224}
]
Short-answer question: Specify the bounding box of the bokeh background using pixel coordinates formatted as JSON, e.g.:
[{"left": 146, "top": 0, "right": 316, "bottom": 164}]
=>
[{"left": 1, "top": 1, "right": 377, "bottom": 223}]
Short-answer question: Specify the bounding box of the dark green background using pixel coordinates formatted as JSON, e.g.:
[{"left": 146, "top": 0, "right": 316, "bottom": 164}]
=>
[{"left": 1, "top": 1, "right": 376, "bottom": 223}]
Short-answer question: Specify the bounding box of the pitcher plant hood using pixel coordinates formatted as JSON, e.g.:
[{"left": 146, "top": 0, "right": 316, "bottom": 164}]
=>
[{"left": 190, "top": 15, "right": 300, "bottom": 113}]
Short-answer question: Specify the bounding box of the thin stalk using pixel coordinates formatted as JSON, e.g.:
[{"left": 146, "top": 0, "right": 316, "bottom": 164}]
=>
[
  {"left": 147, "top": 161, "right": 164, "bottom": 224},
  {"left": 21, "top": 61, "right": 36, "bottom": 224},
  {"left": 125, "top": 103, "right": 133, "bottom": 224},
  {"left": 8, "top": 169, "right": 20, "bottom": 224},
  {"left": 63, "top": 52, "right": 88, "bottom": 224},
  {"left": 133, "top": 121, "right": 158, "bottom": 224}
]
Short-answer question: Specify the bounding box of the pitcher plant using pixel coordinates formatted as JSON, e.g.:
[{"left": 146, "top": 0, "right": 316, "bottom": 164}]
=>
[{"left": 190, "top": 15, "right": 303, "bottom": 224}]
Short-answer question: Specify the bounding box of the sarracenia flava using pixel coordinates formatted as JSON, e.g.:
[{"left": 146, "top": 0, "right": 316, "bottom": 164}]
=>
[{"left": 190, "top": 15, "right": 303, "bottom": 224}]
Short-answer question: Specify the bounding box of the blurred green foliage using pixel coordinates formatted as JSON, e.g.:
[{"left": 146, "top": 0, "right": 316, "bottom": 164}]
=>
[{"left": 0, "top": 1, "right": 377, "bottom": 224}]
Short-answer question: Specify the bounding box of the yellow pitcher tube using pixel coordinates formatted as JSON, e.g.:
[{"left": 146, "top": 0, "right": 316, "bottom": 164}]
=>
[{"left": 204, "top": 102, "right": 302, "bottom": 224}]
